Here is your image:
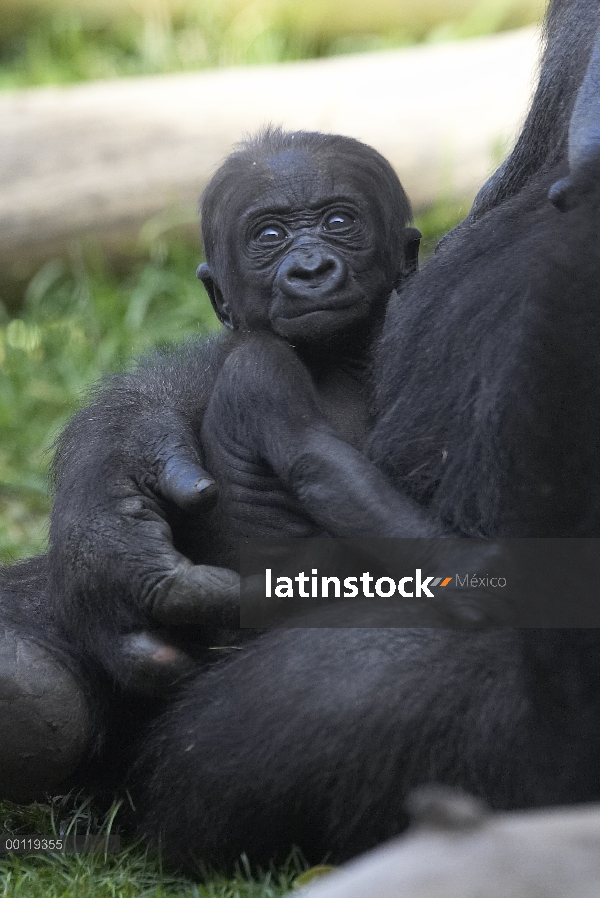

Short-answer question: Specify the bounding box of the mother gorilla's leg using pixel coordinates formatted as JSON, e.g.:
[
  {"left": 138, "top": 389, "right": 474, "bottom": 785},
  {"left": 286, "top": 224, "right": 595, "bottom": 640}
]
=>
[{"left": 131, "top": 627, "right": 545, "bottom": 871}]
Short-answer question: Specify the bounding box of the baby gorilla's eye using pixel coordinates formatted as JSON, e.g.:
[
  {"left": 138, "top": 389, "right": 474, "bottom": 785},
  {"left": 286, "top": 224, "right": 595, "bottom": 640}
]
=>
[
  {"left": 323, "top": 211, "right": 356, "bottom": 232},
  {"left": 257, "top": 225, "right": 286, "bottom": 244}
]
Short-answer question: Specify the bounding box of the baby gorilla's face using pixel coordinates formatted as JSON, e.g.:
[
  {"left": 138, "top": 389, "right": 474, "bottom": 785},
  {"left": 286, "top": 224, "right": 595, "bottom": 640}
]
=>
[{"left": 213, "top": 148, "right": 400, "bottom": 345}]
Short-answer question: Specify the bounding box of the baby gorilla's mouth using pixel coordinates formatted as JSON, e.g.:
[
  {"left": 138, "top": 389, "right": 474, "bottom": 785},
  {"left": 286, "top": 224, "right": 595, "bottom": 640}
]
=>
[
  {"left": 280, "top": 300, "right": 356, "bottom": 320},
  {"left": 270, "top": 285, "right": 366, "bottom": 322}
]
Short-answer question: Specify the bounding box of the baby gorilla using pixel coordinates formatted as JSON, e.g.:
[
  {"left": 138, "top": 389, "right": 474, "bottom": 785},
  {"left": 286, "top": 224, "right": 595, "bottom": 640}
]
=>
[
  {"left": 0, "top": 130, "right": 423, "bottom": 802},
  {"left": 188, "top": 128, "right": 430, "bottom": 575}
]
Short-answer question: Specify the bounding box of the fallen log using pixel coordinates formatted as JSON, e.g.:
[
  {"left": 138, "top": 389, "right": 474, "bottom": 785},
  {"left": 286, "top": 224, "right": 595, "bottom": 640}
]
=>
[{"left": 0, "top": 27, "right": 538, "bottom": 277}]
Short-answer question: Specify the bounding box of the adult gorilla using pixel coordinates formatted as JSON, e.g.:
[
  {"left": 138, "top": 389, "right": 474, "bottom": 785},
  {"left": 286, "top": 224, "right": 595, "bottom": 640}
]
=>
[{"left": 2, "top": 0, "right": 600, "bottom": 866}]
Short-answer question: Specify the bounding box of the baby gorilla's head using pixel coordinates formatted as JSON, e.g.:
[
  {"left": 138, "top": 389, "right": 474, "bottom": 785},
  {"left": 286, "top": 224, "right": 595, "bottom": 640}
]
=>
[{"left": 198, "top": 127, "right": 419, "bottom": 345}]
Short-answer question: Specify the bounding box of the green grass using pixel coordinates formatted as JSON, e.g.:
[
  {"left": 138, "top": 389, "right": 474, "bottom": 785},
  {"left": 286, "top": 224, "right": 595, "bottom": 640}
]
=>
[{"left": 0, "top": 798, "right": 302, "bottom": 897}]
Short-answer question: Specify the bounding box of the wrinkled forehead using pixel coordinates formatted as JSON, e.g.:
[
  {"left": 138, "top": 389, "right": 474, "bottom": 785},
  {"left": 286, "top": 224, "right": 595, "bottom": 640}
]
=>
[{"left": 236, "top": 148, "right": 375, "bottom": 214}]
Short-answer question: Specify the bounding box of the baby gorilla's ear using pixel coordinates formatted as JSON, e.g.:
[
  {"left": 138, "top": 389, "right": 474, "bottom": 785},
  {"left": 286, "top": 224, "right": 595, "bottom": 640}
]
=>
[
  {"left": 196, "top": 263, "right": 234, "bottom": 329},
  {"left": 402, "top": 227, "right": 422, "bottom": 277}
]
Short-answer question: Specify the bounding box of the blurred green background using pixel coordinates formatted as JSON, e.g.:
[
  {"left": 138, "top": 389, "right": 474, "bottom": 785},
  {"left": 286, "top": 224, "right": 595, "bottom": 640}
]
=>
[
  {"left": 0, "top": 0, "right": 544, "bottom": 88},
  {"left": 0, "top": 0, "right": 545, "bottom": 563}
]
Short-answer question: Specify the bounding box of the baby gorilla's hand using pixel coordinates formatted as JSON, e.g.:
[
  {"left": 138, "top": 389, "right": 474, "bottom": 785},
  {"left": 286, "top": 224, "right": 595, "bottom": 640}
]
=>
[
  {"left": 49, "top": 410, "right": 240, "bottom": 686},
  {"left": 136, "top": 443, "right": 240, "bottom": 628}
]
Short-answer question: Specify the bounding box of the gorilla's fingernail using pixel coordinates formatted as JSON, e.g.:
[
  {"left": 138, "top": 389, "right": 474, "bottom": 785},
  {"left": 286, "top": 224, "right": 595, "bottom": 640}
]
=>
[
  {"left": 194, "top": 477, "right": 215, "bottom": 493},
  {"left": 194, "top": 479, "right": 219, "bottom": 509}
]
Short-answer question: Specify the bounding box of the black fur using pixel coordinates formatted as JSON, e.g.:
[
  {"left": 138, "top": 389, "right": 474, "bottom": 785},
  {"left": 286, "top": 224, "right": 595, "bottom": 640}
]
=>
[
  {"left": 135, "top": 628, "right": 600, "bottom": 870},
  {"left": 372, "top": 162, "right": 600, "bottom": 537}
]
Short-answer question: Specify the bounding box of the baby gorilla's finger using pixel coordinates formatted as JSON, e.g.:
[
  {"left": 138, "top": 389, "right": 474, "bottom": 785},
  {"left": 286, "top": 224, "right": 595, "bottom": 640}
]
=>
[
  {"left": 120, "top": 632, "right": 196, "bottom": 699},
  {"left": 156, "top": 451, "right": 218, "bottom": 513},
  {"left": 143, "top": 562, "right": 240, "bottom": 628}
]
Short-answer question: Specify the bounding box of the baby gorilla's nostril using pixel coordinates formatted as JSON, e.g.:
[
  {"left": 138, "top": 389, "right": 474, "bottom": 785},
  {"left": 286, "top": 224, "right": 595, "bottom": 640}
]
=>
[
  {"left": 276, "top": 249, "right": 348, "bottom": 297},
  {"left": 288, "top": 257, "right": 336, "bottom": 282}
]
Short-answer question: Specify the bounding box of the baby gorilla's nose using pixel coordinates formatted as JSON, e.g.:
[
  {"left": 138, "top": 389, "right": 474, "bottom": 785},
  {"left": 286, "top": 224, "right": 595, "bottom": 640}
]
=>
[{"left": 276, "top": 247, "right": 348, "bottom": 298}]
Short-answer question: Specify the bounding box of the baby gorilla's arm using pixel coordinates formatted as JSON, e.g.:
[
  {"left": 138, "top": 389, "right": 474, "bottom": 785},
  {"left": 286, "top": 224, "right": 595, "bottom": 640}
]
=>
[
  {"left": 202, "top": 334, "right": 502, "bottom": 585},
  {"left": 203, "top": 334, "right": 444, "bottom": 538},
  {"left": 48, "top": 336, "right": 241, "bottom": 688}
]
